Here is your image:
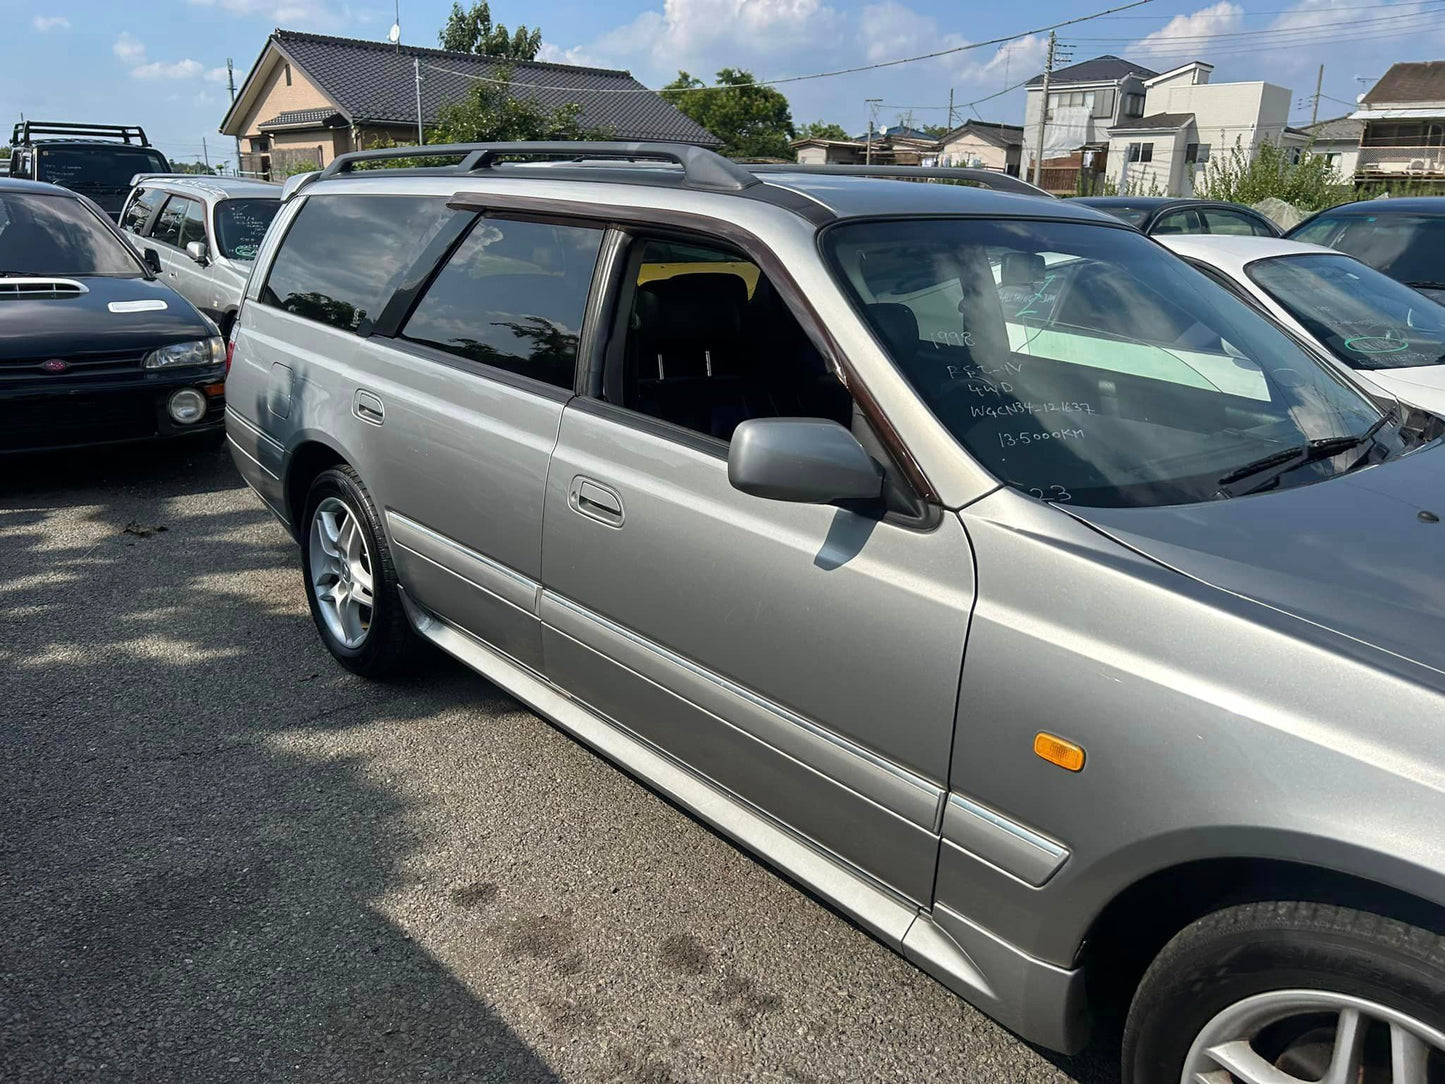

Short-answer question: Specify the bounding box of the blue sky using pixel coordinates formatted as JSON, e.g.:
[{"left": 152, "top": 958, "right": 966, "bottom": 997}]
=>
[{"left": 3, "top": 0, "right": 1444, "bottom": 171}]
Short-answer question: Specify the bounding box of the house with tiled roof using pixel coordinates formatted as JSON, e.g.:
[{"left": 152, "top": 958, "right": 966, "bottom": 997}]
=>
[
  {"left": 1022, "top": 54, "right": 1159, "bottom": 190},
  {"left": 1350, "top": 62, "right": 1445, "bottom": 183},
  {"left": 1299, "top": 114, "right": 1365, "bottom": 178},
  {"left": 218, "top": 30, "right": 720, "bottom": 178}
]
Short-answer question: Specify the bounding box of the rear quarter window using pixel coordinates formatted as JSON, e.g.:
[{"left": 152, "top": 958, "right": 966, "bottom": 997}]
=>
[{"left": 260, "top": 194, "right": 455, "bottom": 333}]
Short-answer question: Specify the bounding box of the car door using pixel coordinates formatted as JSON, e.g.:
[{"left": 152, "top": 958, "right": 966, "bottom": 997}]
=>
[
  {"left": 172, "top": 197, "right": 216, "bottom": 319},
  {"left": 146, "top": 194, "right": 191, "bottom": 286},
  {"left": 538, "top": 231, "right": 975, "bottom": 905},
  {"left": 351, "top": 211, "right": 610, "bottom": 674}
]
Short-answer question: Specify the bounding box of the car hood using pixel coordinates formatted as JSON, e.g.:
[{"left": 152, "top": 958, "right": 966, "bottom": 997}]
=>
[
  {"left": 1066, "top": 444, "right": 1445, "bottom": 674},
  {"left": 1359, "top": 366, "right": 1445, "bottom": 417},
  {"left": 0, "top": 275, "right": 212, "bottom": 360}
]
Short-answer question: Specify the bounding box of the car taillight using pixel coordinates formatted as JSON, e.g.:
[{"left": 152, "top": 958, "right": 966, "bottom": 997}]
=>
[{"left": 225, "top": 339, "right": 234, "bottom": 375}]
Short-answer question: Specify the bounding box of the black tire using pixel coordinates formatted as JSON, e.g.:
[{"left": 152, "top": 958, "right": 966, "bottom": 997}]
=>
[
  {"left": 1123, "top": 900, "right": 1445, "bottom": 1083},
  {"left": 300, "top": 465, "right": 417, "bottom": 679}
]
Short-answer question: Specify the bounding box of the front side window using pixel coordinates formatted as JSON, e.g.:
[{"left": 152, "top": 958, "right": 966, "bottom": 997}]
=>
[
  {"left": 150, "top": 196, "right": 192, "bottom": 248},
  {"left": 1247, "top": 253, "right": 1445, "bottom": 371},
  {"left": 1202, "top": 209, "right": 1273, "bottom": 237},
  {"left": 824, "top": 218, "right": 1389, "bottom": 508},
  {"left": 0, "top": 192, "right": 142, "bottom": 275},
  {"left": 214, "top": 198, "right": 279, "bottom": 262},
  {"left": 401, "top": 218, "right": 604, "bottom": 390},
  {"left": 261, "top": 194, "right": 454, "bottom": 333},
  {"left": 1152, "top": 209, "right": 1199, "bottom": 235},
  {"left": 122, "top": 187, "right": 164, "bottom": 234},
  {"left": 610, "top": 237, "right": 852, "bottom": 442},
  {"left": 179, "top": 199, "right": 208, "bottom": 250}
]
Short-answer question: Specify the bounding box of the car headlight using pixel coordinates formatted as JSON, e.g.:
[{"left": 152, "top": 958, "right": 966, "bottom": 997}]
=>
[{"left": 143, "top": 337, "right": 226, "bottom": 370}]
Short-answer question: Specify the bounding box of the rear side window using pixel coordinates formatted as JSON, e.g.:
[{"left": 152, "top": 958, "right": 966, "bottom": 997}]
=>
[
  {"left": 150, "top": 196, "right": 192, "bottom": 248},
  {"left": 261, "top": 194, "right": 453, "bottom": 333},
  {"left": 123, "top": 188, "right": 164, "bottom": 234},
  {"left": 400, "top": 217, "right": 604, "bottom": 389}
]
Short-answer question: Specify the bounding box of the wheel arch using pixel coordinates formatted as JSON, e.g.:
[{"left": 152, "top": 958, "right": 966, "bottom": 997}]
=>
[{"left": 283, "top": 437, "right": 350, "bottom": 543}]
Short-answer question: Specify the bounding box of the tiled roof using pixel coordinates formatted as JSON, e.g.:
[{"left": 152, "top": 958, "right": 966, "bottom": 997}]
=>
[
  {"left": 1026, "top": 54, "right": 1158, "bottom": 88},
  {"left": 1364, "top": 61, "right": 1445, "bottom": 105},
  {"left": 1301, "top": 114, "right": 1365, "bottom": 142},
  {"left": 269, "top": 30, "right": 720, "bottom": 146},
  {"left": 1111, "top": 112, "right": 1194, "bottom": 131},
  {"left": 940, "top": 120, "right": 1024, "bottom": 147},
  {"left": 258, "top": 108, "right": 345, "bottom": 129}
]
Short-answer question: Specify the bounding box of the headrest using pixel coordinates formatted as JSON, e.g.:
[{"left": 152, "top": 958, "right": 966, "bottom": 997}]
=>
[
  {"left": 865, "top": 302, "right": 920, "bottom": 356},
  {"left": 634, "top": 273, "right": 747, "bottom": 340},
  {"left": 1000, "top": 251, "right": 1046, "bottom": 287}
]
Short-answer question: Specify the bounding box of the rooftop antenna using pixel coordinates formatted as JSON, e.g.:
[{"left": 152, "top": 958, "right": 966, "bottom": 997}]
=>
[{"left": 389, "top": 0, "right": 401, "bottom": 50}]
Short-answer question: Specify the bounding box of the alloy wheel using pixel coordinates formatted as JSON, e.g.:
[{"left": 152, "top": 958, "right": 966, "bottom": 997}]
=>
[
  {"left": 308, "top": 496, "right": 374, "bottom": 649},
  {"left": 1182, "top": 989, "right": 1445, "bottom": 1083}
]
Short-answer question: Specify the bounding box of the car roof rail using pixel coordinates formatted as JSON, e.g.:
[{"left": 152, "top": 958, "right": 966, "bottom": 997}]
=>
[
  {"left": 747, "top": 163, "right": 1053, "bottom": 198},
  {"left": 13, "top": 121, "right": 150, "bottom": 146},
  {"left": 314, "top": 141, "right": 762, "bottom": 192}
]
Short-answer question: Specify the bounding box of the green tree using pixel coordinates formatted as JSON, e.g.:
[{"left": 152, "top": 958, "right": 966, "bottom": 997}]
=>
[
  {"left": 438, "top": 1, "right": 542, "bottom": 59},
  {"left": 170, "top": 160, "right": 215, "bottom": 175},
  {"left": 797, "top": 120, "right": 850, "bottom": 141},
  {"left": 430, "top": 66, "right": 611, "bottom": 144},
  {"left": 661, "top": 69, "right": 795, "bottom": 160}
]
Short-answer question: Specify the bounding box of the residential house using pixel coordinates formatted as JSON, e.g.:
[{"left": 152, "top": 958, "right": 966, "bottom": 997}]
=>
[
  {"left": 934, "top": 121, "right": 1024, "bottom": 175},
  {"left": 1299, "top": 114, "right": 1365, "bottom": 178},
  {"left": 1350, "top": 61, "right": 1445, "bottom": 184},
  {"left": 1022, "top": 54, "right": 1159, "bottom": 192},
  {"left": 219, "top": 29, "right": 719, "bottom": 178},
  {"left": 791, "top": 126, "right": 938, "bottom": 165},
  {"left": 1105, "top": 61, "right": 1304, "bottom": 196}
]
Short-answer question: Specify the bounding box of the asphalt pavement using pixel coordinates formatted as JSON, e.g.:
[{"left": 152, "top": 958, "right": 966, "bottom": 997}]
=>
[{"left": 0, "top": 440, "right": 1117, "bottom": 1083}]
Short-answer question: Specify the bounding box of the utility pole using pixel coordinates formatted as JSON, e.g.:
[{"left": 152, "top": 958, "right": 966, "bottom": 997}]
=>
[
  {"left": 864, "top": 97, "right": 882, "bottom": 164},
  {"left": 414, "top": 57, "right": 425, "bottom": 145},
  {"left": 947, "top": 87, "right": 955, "bottom": 130},
  {"left": 202, "top": 136, "right": 210, "bottom": 172},
  {"left": 1032, "top": 30, "right": 1057, "bottom": 187},
  {"left": 1310, "top": 64, "right": 1324, "bottom": 127},
  {"left": 227, "top": 58, "right": 241, "bottom": 174}
]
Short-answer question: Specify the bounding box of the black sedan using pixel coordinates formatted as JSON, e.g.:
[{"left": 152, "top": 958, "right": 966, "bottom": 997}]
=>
[
  {"left": 0, "top": 178, "right": 226, "bottom": 453},
  {"left": 1073, "top": 196, "right": 1281, "bottom": 237},
  {"left": 1287, "top": 196, "right": 1445, "bottom": 304}
]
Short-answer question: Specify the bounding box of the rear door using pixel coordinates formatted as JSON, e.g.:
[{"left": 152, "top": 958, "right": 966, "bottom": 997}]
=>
[
  {"left": 145, "top": 195, "right": 191, "bottom": 285},
  {"left": 350, "top": 212, "right": 609, "bottom": 672},
  {"left": 538, "top": 230, "right": 974, "bottom": 905}
]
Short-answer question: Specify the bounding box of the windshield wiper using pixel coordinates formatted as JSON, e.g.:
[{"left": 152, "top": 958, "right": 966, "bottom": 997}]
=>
[{"left": 1217, "top": 410, "right": 1397, "bottom": 495}]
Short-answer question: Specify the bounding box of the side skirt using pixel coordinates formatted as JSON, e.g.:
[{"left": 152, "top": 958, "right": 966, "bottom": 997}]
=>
[{"left": 399, "top": 591, "right": 1090, "bottom": 1054}]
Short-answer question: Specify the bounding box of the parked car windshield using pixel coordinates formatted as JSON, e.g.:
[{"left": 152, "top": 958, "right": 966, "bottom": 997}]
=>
[
  {"left": 1246, "top": 253, "right": 1445, "bottom": 371},
  {"left": 214, "top": 198, "right": 279, "bottom": 261},
  {"left": 1290, "top": 212, "right": 1445, "bottom": 297},
  {"left": 823, "top": 217, "right": 1390, "bottom": 508},
  {"left": 0, "top": 192, "right": 142, "bottom": 276},
  {"left": 35, "top": 146, "right": 170, "bottom": 196}
]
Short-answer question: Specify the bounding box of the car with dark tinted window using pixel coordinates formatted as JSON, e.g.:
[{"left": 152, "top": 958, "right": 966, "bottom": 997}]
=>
[
  {"left": 1075, "top": 195, "right": 1282, "bottom": 237},
  {"left": 6, "top": 122, "right": 171, "bottom": 221},
  {"left": 1288, "top": 196, "right": 1445, "bottom": 304},
  {"left": 0, "top": 178, "right": 225, "bottom": 452},
  {"left": 227, "top": 143, "right": 1445, "bottom": 1083},
  {"left": 120, "top": 175, "right": 280, "bottom": 337}
]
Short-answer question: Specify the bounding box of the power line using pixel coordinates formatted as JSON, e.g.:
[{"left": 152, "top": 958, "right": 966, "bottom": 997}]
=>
[
  {"left": 1082, "top": 19, "right": 1444, "bottom": 58},
  {"left": 1065, "top": 2, "right": 1443, "bottom": 41},
  {"left": 883, "top": 76, "right": 1036, "bottom": 114},
  {"left": 420, "top": 0, "right": 1157, "bottom": 95},
  {"left": 1084, "top": 0, "right": 1435, "bottom": 16}
]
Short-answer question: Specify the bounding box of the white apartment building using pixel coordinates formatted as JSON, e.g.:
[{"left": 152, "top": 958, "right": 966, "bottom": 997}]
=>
[
  {"left": 1022, "top": 55, "right": 1158, "bottom": 190},
  {"left": 1106, "top": 61, "right": 1306, "bottom": 196}
]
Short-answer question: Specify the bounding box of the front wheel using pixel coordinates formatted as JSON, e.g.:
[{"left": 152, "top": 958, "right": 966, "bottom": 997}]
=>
[
  {"left": 301, "top": 466, "right": 417, "bottom": 678},
  {"left": 1123, "top": 901, "right": 1445, "bottom": 1083}
]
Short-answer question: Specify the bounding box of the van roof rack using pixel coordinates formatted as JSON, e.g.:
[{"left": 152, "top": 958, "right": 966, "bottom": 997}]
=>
[
  {"left": 747, "top": 163, "right": 1050, "bottom": 197},
  {"left": 315, "top": 141, "right": 760, "bottom": 192},
  {"left": 12, "top": 121, "right": 151, "bottom": 146}
]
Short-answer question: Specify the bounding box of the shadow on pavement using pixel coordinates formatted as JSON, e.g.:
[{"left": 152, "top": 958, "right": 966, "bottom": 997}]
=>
[{"left": 0, "top": 444, "right": 559, "bottom": 1082}]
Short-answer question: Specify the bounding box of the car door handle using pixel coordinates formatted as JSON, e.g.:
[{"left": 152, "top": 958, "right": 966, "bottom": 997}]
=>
[
  {"left": 570, "top": 477, "right": 624, "bottom": 527},
  {"left": 353, "top": 389, "right": 385, "bottom": 426}
]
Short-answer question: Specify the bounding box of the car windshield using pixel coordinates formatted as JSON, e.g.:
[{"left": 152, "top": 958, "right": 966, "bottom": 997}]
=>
[
  {"left": 0, "top": 192, "right": 142, "bottom": 276},
  {"left": 1292, "top": 212, "right": 1445, "bottom": 290},
  {"left": 823, "top": 217, "right": 1390, "bottom": 508},
  {"left": 1246, "top": 253, "right": 1445, "bottom": 371},
  {"left": 214, "top": 198, "right": 279, "bottom": 261},
  {"left": 35, "top": 146, "right": 170, "bottom": 194}
]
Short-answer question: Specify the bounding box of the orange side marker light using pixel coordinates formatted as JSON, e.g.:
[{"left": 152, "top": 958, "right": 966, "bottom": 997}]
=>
[{"left": 1034, "top": 732, "right": 1085, "bottom": 772}]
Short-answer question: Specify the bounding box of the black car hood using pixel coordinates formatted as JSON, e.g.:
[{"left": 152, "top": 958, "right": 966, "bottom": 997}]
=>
[
  {"left": 0, "top": 276, "right": 211, "bottom": 360},
  {"left": 1066, "top": 444, "right": 1445, "bottom": 674}
]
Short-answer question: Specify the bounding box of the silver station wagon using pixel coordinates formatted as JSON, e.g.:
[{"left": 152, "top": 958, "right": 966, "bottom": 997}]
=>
[{"left": 225, "top": 142, "right": 1445, "bottom": 1083}]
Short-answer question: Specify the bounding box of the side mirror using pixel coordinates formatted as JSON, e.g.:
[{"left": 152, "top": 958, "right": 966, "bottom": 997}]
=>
[
  {"left": 728, "top": 418, "right": 883, "bottom": 504},
  {"left": 185, "top": 241, "right": 209, "bottom": 266},
  {"left": 142, "top": 247, "right": 163, "bottom": 275}
]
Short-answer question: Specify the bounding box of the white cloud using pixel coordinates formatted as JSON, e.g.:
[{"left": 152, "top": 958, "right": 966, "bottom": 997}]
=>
[
  {"left": 1131, "top": 1, "right": 1243, "bottom": 62},
  {"left": 33, "top": 15, "right": 70, "bottom": 31},
  {"left": 113, "top": 32, "right": 146, "bottom": 62},
  {"left": 132, "top": 58, "right": 206, "bottom": 80},
  {"left": 205, "top": 66, "right": 232, "bottom": 84}
]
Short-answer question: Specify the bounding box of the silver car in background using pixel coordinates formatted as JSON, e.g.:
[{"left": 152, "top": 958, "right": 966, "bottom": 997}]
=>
[
  {"left": 119, "top": 174, "right": 280, "bottom": 337},
  {"left": 225, "top": 142, "right": 1445, "bottom": 1083}
]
